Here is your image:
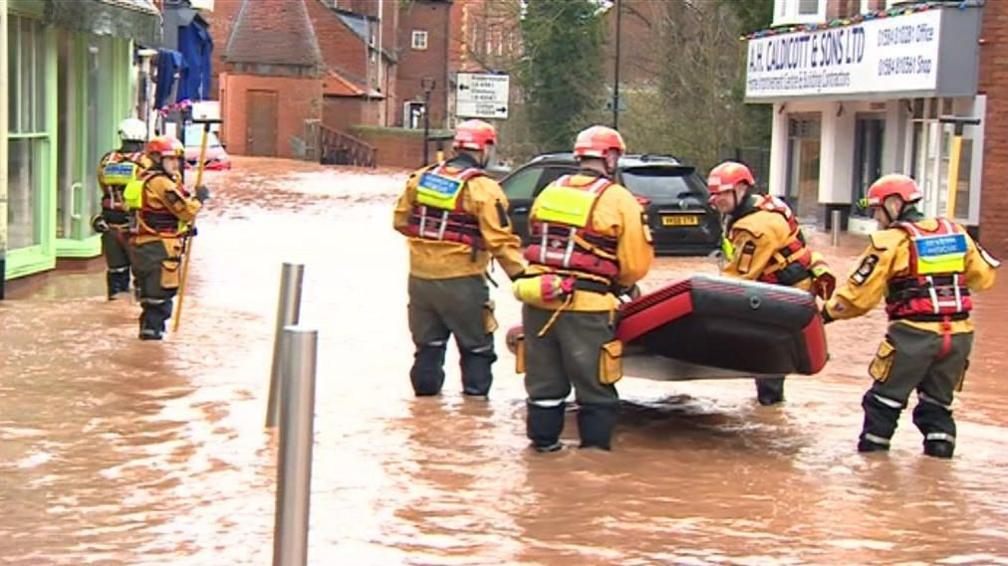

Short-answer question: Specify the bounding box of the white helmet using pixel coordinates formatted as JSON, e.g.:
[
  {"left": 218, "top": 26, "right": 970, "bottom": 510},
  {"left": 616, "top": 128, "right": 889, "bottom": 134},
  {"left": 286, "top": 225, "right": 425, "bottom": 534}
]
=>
[{"left": 118, "top": 118, "right": 147, "bottom": 142}]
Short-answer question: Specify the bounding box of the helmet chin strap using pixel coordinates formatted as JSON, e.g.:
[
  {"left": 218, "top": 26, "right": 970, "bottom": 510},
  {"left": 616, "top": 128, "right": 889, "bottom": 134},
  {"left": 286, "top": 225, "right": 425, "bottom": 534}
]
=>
[{"left": 881, "top": 197, "right": 903, "bottom": 225}]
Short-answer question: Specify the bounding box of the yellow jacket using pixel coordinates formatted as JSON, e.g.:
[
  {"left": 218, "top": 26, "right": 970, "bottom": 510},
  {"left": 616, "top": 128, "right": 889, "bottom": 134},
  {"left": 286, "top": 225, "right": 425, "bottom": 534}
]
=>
[
  {"left": 132, "top": 173, "right": 202, "bottom": 246},
  {"left": 524, "top": 174, "right": 654, "bottom": 312},
  {"left": 723, "top": 208, "right": 796, "bottom": 282},
  {"left": 393, "top": 162, "right": 525, "bottom": 280},
  {"left": 97, "top": 151, "right": 154, "bottom": 216},
  {"left": 825, "top": 218, "right": 998, "bottom": 334}
]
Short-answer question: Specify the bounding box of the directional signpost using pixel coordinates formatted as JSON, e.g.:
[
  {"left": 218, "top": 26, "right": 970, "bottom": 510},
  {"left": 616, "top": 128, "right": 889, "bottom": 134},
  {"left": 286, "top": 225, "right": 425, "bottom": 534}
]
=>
[{"left": 456, "top": 73, "right": 510, "bottom": 120}]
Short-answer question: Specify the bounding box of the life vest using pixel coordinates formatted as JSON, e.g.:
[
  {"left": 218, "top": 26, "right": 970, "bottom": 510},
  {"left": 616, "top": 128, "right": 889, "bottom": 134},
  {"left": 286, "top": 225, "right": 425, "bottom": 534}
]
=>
[
  {"left": 885, "top": 219, "right": 972, "bottom": 322},
  {"left": 405, "top": 163, "right": 485, "bottom": 250},
  {"left": 524, "top": 174, "right": 620, "bottom": 287},
  {"left": 99, "top": 151, "right": 144, "bottom": 224},
  {"left": 131, "top": 170, "right": 188, "bottom": 238},
  {"left": 732, "top": 195, "right": 813, "bottom": 286}
]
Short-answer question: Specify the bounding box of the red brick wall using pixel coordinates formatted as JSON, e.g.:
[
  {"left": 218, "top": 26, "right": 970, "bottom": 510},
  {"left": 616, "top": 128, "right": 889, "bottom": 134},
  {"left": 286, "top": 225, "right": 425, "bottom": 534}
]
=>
[
  {"left": 323, "top": 97, "right": 367, "bottom": 132},
  {"left": 980, "top": 0, "right": 1008, "bottom": 256},
  {"left": 350, "top": 127, "right": 444, "bottom": 169},
  {"left": 397, "top": 0, "right": 451, "bottom": 127},
  {"left": 219, "top": 73, "right": 322, "bottom": 159}
]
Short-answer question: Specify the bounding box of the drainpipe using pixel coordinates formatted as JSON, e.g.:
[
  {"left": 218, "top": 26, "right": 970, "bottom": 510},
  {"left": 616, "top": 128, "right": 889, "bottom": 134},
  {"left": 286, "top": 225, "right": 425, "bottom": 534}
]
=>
[
  {"left": 1, "top": 0, "right": 8, "bottom": 299},
  {"left": 443, "top": 2, "right": 449, "bottom": 128}
]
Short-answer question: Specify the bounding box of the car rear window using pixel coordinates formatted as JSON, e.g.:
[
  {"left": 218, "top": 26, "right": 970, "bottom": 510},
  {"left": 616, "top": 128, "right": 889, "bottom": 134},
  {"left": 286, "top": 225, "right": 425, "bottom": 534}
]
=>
[{"left": 620, "top": 167, "right": 708, "bottom": 200}]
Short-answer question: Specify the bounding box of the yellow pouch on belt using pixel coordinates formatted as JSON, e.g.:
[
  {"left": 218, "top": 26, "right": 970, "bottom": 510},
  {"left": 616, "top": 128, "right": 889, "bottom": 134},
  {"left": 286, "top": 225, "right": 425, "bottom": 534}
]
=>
[
  {"left": 161, "top": 258, "right": 181, "bottom": 289},
  {"left": 515, "top": 334, "right": 526, "bottom": 374},
  {"left": 483, "top": 300, "right": 499, "bottom": 334},
  {"left": 160, "top": 239, "right": 183, "bottom": 290},
  {"left": 599, "top": 339, "right": 624, "bottom": 385},
  {"left": 868, "top": 340, "right": 895, "bottom": 382}
]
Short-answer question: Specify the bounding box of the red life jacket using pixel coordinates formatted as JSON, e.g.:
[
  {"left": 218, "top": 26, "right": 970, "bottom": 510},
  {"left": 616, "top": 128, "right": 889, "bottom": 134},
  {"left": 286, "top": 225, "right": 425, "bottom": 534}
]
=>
[
  {"left": 885, "top": 219, "right": 972, "bottom": 322},
  {"left": 524, "top": 174, "right": 620, "bottom": 286},
  {"left": 405, "top": 163, "right": 486, "bottom": 250},
  {"left": 133, "top": 170, "right": 187, "bottom": 237},
  {"left": 734, "top": 195, "right": 813, "bottom": 286}
]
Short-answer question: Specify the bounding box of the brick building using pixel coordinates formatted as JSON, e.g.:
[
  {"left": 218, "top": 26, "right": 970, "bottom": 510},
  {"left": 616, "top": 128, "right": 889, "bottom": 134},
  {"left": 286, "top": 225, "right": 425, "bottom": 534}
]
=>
[
  {"left": 744, "top": 0, "right": 1007, "bottom": 257},
  {"left": 218, "top": 0, "right": 323, "bottom": 159},
  {"left": 397, "top": 0, "right": 452, "bottom": 128}
]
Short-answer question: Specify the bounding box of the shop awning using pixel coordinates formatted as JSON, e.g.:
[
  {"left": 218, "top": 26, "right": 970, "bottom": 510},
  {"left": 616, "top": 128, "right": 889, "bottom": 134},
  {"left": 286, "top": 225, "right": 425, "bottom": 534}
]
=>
[{"left": 44, "top": 0, "right": 163, "bottom": 47}]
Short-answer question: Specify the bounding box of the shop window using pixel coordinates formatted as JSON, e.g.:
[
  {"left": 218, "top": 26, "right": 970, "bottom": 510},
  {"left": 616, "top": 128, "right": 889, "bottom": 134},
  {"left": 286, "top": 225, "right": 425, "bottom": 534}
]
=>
[
  {"left": 7, "top": 16, "right": 49, "bottom": 250},
  {"left": 907, "top": 97, "right": 982, "bottom": 222},
  {"left": 786, "top": 116, "right": 822, "bottom": 221},
  {"left": 7, "top": 139, "right": 42, "bottom": 249},
  {"left": 8, "top": 17, "right": 46, "bottom": 133}
]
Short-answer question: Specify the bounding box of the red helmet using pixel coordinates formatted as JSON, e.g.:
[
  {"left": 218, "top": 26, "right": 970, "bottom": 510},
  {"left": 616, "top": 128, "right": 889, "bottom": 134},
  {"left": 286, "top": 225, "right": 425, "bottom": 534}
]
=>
[
  {"left": 146, "top": 135, "right": 184, "bottom": 158},
  {"left": 707, "top": 161, "right": 755, "bottom": 195},
  {"left": 453, "top": 119, "right": 497, "bottom": 151},
  {"left": 573, "top": 126, "right": 626, "bottom": 159},
  {"left": 864, "top": 174, "right": 922, "bottom": 207}
]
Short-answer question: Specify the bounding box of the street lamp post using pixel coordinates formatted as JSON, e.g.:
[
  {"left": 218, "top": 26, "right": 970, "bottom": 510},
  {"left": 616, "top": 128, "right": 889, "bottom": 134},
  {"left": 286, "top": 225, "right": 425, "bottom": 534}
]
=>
[
  {"left": 421, "top": 77, "right": 436, "bottom": 166},
  {"left": 612, "top": 0, "right": 622, "bottom": 130}
]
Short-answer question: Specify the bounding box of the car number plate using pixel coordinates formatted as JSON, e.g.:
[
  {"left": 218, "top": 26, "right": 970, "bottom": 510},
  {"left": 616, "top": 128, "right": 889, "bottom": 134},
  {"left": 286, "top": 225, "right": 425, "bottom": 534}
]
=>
[{"left": 661, "top": 215, "right": 700, "bottom": 226}]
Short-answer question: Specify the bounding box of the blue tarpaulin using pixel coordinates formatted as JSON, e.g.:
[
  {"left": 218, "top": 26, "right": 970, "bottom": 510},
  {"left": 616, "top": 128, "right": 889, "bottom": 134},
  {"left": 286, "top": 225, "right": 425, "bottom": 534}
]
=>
[
  {"left": 154, "top": 48, "right": 185, "bottom": 109},
  {"left": 177, "top": 15, "right": 213, "bottom": 101}
]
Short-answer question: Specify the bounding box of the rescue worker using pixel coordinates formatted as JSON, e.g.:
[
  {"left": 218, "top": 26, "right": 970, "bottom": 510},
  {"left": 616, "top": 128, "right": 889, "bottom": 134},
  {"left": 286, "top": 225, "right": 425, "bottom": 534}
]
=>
[
  {"left": 823, "top": 174, "right": 999, "bottom": 458},
  {"left": 127, "top": 135, "right": 208, "bottom": 340},
  {"left": 707, "top": 161, "right": 835, "bottom": 405},
  {"left": 393, "top": 119, "right": 525, "bottom": 398},
  {"left": 513, "top": 125, "right": 653, "bottom": 452},
  {"left": 91, "top": 118, "right": 153, "bottom": 300}
]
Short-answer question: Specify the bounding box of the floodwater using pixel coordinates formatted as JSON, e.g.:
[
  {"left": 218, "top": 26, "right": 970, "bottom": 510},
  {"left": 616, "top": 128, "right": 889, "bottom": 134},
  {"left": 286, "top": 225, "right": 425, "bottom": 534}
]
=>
[{"left": 2, "top": 156, "right": 1007, "bottom": 565}]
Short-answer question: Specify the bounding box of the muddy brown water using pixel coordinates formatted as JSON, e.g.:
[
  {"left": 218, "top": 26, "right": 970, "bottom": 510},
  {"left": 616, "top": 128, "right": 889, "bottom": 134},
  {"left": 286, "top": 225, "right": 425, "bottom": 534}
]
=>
[{"left": 2, "top": 157, "right": 1007, "bottom": 564}]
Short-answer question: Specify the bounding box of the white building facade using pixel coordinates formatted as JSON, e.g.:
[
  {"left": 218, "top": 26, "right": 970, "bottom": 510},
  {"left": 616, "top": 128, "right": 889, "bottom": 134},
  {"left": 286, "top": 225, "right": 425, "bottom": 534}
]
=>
[{"left": 747, "top": 0, "right": 985, "bottom": 235}]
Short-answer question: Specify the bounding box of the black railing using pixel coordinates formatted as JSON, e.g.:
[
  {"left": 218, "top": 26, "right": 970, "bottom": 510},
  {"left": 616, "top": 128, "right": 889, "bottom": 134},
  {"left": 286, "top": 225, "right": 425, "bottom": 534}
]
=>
[{"left": 314, "top": 123, "right": 376, "bottom": 168}]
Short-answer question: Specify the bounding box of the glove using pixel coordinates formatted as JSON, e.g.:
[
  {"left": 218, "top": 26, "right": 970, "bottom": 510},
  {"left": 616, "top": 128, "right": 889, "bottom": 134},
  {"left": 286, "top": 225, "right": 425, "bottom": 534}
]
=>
[
  {"left": 91, "top": 214, "right": 109, "bottom": 234},
  {"left": 812, "top": 272, "right": 837, "bottom": 301},
  {"left": 616, "top": 284, "right": 642, "bottom": 300},
  {"left": 809, "top": 252, "right": 836, "bottom": 301},
  {"left": 195, "top": 185, "right": 211, "bottom": 203}
]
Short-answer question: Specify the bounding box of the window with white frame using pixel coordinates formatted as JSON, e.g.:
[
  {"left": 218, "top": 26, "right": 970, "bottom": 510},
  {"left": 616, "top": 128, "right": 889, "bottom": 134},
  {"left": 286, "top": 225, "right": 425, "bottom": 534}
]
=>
[
  {"left": 411, "top": 30, "right": 428, "bottom": 50},
  {"left": 773, "top": 0, "right": 826, "bottom": 26}
]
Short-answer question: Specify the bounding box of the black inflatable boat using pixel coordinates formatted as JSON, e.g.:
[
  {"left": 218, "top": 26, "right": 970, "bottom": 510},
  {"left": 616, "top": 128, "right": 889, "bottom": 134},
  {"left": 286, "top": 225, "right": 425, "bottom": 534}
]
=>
[{"left": 506, "top": 275, "right": 828, "bottom": 381}]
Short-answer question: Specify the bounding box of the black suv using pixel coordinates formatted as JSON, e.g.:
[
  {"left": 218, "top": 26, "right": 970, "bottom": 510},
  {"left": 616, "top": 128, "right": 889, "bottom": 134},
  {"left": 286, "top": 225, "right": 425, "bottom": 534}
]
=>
[{"left": 499, "top": 152, "right": 721, "bottom": 255}]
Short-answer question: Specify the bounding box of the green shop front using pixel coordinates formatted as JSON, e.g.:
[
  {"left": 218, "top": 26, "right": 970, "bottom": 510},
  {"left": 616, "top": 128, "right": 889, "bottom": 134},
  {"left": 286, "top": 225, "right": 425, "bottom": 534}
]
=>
[{"left": 2, "top": 0, "right": 161, "bottom": 298}]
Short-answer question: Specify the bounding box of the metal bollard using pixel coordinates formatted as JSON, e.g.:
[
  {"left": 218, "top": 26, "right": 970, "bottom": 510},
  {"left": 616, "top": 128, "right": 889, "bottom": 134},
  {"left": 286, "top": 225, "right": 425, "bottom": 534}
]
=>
[
  {"left": 267, "top": 263, "right": 305, "bottom": 427},
  {"left": 831, "top": 209, "right": 842, "bottom": 247},
  {"left": 273, "top": 327, "right": 318, "bottom": 566}
]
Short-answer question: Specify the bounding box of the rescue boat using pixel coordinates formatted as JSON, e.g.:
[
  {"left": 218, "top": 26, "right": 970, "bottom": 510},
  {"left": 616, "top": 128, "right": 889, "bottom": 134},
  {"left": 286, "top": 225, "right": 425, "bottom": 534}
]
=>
[{"left": 506, "top": 274, "right": 828, "bottom": 381}]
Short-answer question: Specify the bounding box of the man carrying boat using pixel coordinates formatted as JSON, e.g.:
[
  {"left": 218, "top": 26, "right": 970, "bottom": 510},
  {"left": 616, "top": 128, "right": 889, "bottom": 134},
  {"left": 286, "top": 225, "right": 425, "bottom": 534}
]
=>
[
  {"left": 823, "top": 174, "right": 998, "bottom": 458},
  {"left": 707, "top": 161, "right": 835, "bottom": 405},
  {"left": 513, "top": 125, "right": 654, "bottom": 452}
]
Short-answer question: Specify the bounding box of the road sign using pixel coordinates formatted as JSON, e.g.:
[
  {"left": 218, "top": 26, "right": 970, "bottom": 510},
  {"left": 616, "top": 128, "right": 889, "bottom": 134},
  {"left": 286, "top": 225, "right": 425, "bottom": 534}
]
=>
[{"left": 456, "top": 73, "right": 510, "bottom": 120}]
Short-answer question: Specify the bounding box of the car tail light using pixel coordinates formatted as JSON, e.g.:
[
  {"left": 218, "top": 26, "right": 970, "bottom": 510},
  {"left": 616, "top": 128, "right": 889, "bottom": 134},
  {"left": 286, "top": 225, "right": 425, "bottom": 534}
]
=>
[{"left": 634, "top": 196, "right": 651, "bottom": 207}]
